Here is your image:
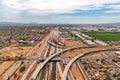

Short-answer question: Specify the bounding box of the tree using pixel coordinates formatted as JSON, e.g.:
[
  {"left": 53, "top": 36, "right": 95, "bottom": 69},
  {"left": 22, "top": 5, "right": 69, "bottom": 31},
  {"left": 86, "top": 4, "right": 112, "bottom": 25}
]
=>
[{"left": 19, "top": 65, "right": 25, "bottom": 72}]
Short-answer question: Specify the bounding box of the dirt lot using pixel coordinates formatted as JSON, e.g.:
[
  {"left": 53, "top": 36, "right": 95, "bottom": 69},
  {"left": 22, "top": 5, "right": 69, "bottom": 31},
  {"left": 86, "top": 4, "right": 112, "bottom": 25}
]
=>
[
  {"left": 0, "top": 47, "right": 32, "bottom": 58},
  {"left": 0, "top": 47, "right": 32, "bottom": 80},
  {"left": 64, "top": 38, "right": 86, "bottom": 47}
]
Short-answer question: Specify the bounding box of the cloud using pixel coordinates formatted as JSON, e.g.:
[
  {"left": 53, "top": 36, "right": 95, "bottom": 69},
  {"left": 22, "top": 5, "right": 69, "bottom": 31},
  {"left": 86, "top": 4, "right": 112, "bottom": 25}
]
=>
[
  {"left": 105, "top": 4, "right": 120, "bottom": 13},
  {"left": 1, "top": 0, "right": 120, "bottom": 14},
  {"left": 100, "top": 16, "right": 116, "bottom": 19},
  {"left": 107, "top": 4, "right": 120, "bottom": 9},
  {"left": 105, "top": 10, "right": 120, "bottom": 13}
]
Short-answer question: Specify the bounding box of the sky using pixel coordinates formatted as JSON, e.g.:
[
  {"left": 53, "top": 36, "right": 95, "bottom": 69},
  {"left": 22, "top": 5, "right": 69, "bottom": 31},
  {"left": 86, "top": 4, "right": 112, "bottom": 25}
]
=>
[{"left": 0, "top": 0, "right": 120, "bottom": 24}]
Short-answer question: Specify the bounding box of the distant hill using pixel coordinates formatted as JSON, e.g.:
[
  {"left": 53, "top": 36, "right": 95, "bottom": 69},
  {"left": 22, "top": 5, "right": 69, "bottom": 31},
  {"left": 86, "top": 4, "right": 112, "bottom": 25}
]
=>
[
  {"left": 0, "top": 22, "right": 120, "bottom": 26},
  {"left": 0, "top": 22, "right": 41, "bottom": 26},
  {"left": 1, "top": 22, "right": 30, "bottom": 24},
  {"left": 101, "top": 23, "right": 120, "bottom": 26}
]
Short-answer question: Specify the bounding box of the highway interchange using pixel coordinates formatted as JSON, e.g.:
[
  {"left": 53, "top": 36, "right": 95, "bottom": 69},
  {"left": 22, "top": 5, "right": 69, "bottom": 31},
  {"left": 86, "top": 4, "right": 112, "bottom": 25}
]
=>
[{"left": 0, "top": 28, "right": 120, "bottom": 80}]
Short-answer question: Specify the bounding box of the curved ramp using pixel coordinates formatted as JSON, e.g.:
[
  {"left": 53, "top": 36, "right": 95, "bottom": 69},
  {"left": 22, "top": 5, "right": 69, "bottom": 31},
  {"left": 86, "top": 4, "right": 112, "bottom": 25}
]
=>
[
  {"left": 61, "top": 47, "right": 120, "bottom": 80},
  {"left": 48, "top": 40, "right": 64, "bottom": 48}
]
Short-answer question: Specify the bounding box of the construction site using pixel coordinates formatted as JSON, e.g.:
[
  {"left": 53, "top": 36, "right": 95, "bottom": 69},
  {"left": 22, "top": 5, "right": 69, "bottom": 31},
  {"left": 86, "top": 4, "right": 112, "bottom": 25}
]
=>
[{"left": 0, "top": 27, "right": 120, "bottom": 80}]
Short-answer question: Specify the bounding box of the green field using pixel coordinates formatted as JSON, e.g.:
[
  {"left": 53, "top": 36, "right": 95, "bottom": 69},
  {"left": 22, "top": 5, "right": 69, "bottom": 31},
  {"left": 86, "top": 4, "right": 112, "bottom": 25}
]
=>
[
  {"left": 19, "top": 43, "right": 32, "bottom": 47},
  {"left": 82, "top": 32, "right": 120, "bottom": 41}
]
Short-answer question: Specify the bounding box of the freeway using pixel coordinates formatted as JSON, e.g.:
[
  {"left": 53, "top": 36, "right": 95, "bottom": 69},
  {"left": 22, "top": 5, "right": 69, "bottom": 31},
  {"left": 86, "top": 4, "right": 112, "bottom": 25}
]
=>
[
  {"left": 30, "top": 31, "right": 53, "bottom": 80},
  {"left": 40, "top": 44, "right": 51, "bottom": 80},
  {"left": 50, "top": 31, "right": 59, "bottom": 80},
  {"left": 61, "top": 47, "right": 120, "bottom": 80},
  {"left": 50, "top": 46, "right": 57, "bottom": 80},
  {"left": 39, "top": 30, "right": 60, "bottom": 80},
  {"left": 30, "top": 30, "right": 57, "bottom": 80}
]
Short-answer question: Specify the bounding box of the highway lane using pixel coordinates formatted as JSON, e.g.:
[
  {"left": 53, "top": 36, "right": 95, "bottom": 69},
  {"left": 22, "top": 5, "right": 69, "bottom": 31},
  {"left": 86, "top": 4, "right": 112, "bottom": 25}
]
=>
[
  {"left": 61, "top": 47, "right": 120, "bottom": 80},
  {"left": 50, "top": 47, "right": 57, "bottom": 80},
  {"left": 50, "top": 61, "right": 57, "bottom": 80},
  {"left": 40, "top": 44, "right": 51, "bottom": 80},
  {"left": 50, "top": 31, "right": 59, "bottom": 80}
]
